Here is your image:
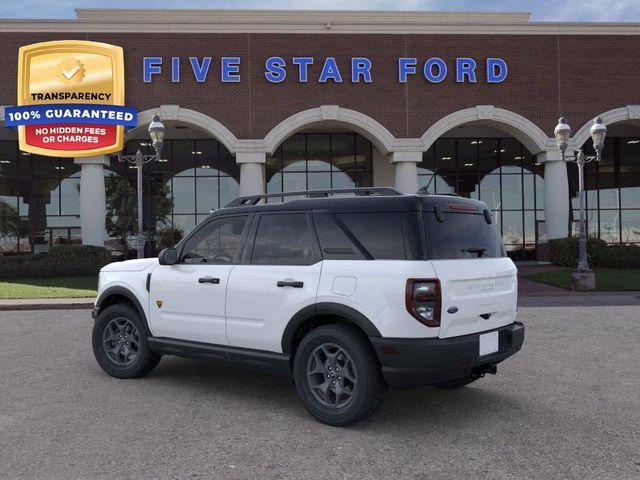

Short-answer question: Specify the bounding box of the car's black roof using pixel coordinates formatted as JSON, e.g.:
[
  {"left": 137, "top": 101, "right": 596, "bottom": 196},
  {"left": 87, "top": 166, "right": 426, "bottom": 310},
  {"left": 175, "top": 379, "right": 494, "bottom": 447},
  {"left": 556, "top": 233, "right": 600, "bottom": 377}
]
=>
[{"left": 212, "top": 194, "right": 489, "bottom": 216}]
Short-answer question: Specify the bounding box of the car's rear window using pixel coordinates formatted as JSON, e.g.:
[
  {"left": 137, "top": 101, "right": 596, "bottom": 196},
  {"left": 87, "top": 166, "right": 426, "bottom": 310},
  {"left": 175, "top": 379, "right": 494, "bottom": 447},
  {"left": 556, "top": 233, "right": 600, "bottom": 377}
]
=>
[{"left": 423, "top": 211, "right": 505, "bottom": 259}]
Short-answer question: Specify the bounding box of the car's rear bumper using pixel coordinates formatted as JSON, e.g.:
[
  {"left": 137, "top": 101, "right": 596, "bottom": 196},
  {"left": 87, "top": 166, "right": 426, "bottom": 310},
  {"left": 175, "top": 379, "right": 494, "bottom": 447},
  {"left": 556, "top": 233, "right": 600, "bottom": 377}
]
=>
[{"left": 370, "top": 322, "right": 525, "bottom": 391}]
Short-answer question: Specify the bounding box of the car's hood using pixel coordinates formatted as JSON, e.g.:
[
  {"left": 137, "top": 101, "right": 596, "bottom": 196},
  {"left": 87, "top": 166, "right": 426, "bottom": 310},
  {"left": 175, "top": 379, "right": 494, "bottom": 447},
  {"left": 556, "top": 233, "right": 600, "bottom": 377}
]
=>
[{"left": 101, "top": 258, "right": 159, "bottom": 272}]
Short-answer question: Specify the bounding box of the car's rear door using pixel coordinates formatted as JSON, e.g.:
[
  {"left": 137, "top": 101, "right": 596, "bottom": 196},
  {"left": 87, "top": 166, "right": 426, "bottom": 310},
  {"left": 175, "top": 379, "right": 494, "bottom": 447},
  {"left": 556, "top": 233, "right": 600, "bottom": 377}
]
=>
[
  {"left": 423, "top": 208, "right": 518, "bottom": 339},
  {"left": 226, "top": 211, "right": 322, "bottom": 352}
]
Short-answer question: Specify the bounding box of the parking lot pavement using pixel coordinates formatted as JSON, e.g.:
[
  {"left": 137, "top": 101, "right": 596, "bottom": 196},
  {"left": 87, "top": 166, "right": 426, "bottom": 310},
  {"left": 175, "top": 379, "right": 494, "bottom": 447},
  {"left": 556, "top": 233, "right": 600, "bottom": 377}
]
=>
[{"left": 1, "top": 307, "right": 639, "bottom": 480}]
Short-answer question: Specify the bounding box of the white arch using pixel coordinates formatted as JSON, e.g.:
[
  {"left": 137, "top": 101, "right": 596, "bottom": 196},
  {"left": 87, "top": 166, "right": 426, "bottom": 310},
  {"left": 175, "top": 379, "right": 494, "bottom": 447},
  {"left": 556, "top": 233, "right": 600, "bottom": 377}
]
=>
[
  {"left": 263, "top": 105, "right": 396, "bottom": 155},
  {"left": 420, "top": 105, "right": 553, "bottom": 154},
  {"left": 572, "top": 105, "right": 640, "bottom": 148},
  {"left": 127, "top": 105, "right": 239, "bottom": 153}
]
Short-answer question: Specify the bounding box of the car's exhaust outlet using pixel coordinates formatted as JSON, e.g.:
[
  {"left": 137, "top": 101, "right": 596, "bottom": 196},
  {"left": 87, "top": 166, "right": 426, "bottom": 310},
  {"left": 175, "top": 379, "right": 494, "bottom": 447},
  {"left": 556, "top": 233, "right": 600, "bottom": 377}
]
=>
[{"left": 473, "top": 364, "right": 497, "bottom": 379}]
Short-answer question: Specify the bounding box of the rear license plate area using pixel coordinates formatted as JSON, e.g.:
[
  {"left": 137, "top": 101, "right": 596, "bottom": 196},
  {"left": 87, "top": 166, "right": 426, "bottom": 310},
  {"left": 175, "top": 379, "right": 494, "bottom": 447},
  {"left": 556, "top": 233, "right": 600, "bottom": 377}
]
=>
[{"left": 479, "top": 331, "right": 499, "bottom": 356}]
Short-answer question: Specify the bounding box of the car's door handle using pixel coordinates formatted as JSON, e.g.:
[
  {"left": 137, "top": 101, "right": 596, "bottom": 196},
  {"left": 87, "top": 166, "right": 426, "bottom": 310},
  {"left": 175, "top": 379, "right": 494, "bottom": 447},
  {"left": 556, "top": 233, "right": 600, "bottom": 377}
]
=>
[
  {"left": 198, "top": 277, "right": 220, "bottom": 284},
  {"left": 277, "top": 280, "right": 304, "bottom": 288}
]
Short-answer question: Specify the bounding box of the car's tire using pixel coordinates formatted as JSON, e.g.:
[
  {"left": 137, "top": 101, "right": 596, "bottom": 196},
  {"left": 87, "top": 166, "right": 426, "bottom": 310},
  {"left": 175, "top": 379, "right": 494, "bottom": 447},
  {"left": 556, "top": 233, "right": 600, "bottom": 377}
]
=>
[
  {"left": 92, "top": 303, "right": 161, "bottom": 379},
  {"left": 293, "top": 324, "right": 387, "bottom": 427},
  {"left": 432, "top": 375, "right": 478, "bottom": 389}
]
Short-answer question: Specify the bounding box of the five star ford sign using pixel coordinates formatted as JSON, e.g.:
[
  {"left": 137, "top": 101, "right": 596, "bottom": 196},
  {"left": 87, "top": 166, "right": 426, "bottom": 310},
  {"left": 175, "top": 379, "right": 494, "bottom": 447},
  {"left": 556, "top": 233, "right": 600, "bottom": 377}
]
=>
[{"left": 4, "top": 40, "right": 137, "bottom": 158}]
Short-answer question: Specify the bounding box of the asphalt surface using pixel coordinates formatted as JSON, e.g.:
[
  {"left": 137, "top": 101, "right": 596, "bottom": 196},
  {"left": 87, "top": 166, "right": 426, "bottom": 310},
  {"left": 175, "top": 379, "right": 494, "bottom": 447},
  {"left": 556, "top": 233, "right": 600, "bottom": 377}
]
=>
[{"left": 1, "top": 307, "right": 639, "bottom": 480}]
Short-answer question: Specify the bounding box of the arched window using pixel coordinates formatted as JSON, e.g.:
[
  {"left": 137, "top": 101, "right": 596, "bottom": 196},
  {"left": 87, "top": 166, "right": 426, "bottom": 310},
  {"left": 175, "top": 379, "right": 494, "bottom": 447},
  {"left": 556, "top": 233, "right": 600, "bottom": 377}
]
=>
[{"left": 266, "top": 133, "right": 373, "bottom": 197}]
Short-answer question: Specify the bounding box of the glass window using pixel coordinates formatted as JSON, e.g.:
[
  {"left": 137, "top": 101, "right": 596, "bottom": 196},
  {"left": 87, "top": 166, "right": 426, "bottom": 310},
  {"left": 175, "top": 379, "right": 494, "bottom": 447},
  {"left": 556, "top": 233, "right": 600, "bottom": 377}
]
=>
[
  {"left": 251, "top": 213, "right": 318, "bottom": 265},
  {"left": 173, "top": 140, "right": 195, "bottom": 176},
  {"left": 501, "top": 175, "right": 523, "bottom": 210},
  {"left": 620, "top": 138, "right": 640, "bottom": 174},
  {"left": 621, "top": 210, "right": 640, "bottom": 243},
  {"left": 282, "top": 135, "right": 306, "bottom": 172},
  {"left": 313, "top": 212, "right": 365, "bottom": 260},
  {"left": 457, "top": 138, "right": 479, "bottom": 173},
  {"left": 265, "top": 133, "right": 373, "bottom": 196},
  {"left": 181, "top": 215, "right": 247, "bottom": 264},
  {"left": 196, "top": 177, "right": 218, "bottom": 213},
  {"left": 478, "top": 139, "right": 499, "bottom": 175},
  {"left": 500, "top": 138, "right": 523, "bottom": 173},
  {"left": 599, "top": 210, "right": 620, "bottom": 243},
  {"left": 621, "top": 174, "right": 640, "bottom": 209},
  {"left": 337, "top": 212, "right": 406, "bottom": 260},
  {"left": 502, "top": 210, "right": 524, "bottom": 247},
  {"left": 172, "top": 177, "right": 195, "bottom": 214},
  {"left": 423, "top": 211, "right": 504, "bottom": 259},
  {"left": 434, "top": 139, "right": 456, "bottom": 175}
]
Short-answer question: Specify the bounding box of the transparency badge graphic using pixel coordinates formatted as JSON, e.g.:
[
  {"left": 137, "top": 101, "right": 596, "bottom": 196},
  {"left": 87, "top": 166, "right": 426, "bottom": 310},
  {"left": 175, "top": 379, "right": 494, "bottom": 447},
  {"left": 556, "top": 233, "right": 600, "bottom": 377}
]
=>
[{"left": 5, "top": 40, "right": 136, "bottom": 157}]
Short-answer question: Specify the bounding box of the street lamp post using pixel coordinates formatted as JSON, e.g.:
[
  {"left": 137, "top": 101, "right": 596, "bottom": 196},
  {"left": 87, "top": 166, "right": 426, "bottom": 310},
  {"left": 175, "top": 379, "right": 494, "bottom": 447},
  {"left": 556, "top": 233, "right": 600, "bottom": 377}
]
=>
[
  {"left": 117, "top": 114, "right": 166, "bottom": 259},
  {"left": 553, "top": 116, "right": 607, "bottom": 289}
]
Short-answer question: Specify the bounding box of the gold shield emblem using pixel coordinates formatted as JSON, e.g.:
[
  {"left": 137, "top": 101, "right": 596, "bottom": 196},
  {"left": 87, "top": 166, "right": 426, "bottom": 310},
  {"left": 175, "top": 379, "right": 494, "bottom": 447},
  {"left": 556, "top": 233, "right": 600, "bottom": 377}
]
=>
[
  {"left": 16, "top": 40, "right": 125, "bottom": 157},
  {"left": 156, "top": 300, "right": 163, "bottom": 309}
]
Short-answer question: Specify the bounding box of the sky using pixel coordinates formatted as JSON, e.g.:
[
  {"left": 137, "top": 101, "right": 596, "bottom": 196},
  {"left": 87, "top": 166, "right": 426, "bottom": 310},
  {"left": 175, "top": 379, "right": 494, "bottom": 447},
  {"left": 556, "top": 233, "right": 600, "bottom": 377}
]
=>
[{"left": 0, "top": 0, "right": 639, "bottom": 22}]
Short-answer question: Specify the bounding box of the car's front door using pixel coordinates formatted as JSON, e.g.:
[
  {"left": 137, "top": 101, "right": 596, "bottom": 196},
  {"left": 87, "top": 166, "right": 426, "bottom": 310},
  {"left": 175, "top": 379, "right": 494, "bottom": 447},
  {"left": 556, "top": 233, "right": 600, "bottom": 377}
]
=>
[
  {"left": 226, "top": 212, "right": 322, "bottom": 352},
  {"left": 149, "top": 214, "right": 250, "bottom": 345}
]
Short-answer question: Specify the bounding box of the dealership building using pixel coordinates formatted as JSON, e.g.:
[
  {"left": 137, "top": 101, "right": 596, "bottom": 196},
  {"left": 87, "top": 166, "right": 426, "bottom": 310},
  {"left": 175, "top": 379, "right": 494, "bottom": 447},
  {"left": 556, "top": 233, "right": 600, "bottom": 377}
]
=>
[{"left": 0, "top": 8, "right": 639, "bottom": 258}]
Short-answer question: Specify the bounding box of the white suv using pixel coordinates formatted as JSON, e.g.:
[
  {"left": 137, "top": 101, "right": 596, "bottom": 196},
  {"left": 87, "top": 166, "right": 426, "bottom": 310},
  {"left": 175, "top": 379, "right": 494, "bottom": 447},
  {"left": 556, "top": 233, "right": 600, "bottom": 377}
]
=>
[{"left": 92, "top": 188, "right": 524, "bottom": 426}]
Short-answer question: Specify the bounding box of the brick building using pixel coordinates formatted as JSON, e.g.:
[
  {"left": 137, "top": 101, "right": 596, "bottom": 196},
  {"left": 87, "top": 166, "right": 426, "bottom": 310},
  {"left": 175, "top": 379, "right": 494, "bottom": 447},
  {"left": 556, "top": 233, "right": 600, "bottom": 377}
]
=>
[{"left": 0, "top": 9, "right": 639, "bottom": 257}]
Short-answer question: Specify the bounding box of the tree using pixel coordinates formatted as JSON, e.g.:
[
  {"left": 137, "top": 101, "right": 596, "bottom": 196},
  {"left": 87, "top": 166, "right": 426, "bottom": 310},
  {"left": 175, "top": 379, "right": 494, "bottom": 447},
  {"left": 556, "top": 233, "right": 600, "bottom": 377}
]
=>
[
  {"left": 0, "top": 201, "right": 20, "bottom": 251},
  {"left": 105, "top": 176, "right": 173, "bottom": 253}
]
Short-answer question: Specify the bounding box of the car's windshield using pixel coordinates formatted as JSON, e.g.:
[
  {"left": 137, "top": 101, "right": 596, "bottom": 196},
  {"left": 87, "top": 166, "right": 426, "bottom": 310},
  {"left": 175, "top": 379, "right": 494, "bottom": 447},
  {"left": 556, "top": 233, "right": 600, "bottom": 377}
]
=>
[{"left": 423, "top": 211, "right": 505, "bottom": 260}]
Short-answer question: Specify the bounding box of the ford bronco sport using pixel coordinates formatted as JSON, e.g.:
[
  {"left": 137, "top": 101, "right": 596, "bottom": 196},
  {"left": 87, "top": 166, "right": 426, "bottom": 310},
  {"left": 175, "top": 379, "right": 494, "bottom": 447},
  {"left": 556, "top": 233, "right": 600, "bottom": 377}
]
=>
[{"left": 92, "top": 188, "right": 524, "bottom": 426}]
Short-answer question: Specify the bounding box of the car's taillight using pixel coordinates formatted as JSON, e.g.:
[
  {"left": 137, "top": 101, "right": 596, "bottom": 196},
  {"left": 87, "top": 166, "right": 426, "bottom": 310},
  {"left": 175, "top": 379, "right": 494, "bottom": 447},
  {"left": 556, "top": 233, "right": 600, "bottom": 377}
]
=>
[{"left": 405, "top": 279, "right": 441, "bottom": 327}]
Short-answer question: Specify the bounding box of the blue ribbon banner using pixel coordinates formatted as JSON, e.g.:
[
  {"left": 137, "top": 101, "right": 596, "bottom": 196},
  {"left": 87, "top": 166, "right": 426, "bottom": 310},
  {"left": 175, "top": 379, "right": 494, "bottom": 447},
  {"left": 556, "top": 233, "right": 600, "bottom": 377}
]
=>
[{"left": 4, "top": 104, "right": 137, "bottom": 128}]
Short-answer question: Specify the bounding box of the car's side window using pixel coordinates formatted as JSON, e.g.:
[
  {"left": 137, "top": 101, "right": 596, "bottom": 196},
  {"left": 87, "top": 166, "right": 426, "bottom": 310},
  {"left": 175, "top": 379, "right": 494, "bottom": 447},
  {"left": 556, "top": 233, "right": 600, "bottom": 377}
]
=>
[
  {"left": 336, "top": 212, "right": 407, "bottom": 260},
  {"left": 180, "top": 215, "right": 248, "bottom": 264},
  {"left": 251, "top": 213, "right": 319, "bottom": 265}
]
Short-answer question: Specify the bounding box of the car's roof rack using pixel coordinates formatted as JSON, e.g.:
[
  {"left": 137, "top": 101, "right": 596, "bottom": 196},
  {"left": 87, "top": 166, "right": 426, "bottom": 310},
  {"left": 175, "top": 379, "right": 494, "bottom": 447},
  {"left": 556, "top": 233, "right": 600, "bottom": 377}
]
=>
[{"left": 225, "top": 187, "right": 401, "bottom": 207}]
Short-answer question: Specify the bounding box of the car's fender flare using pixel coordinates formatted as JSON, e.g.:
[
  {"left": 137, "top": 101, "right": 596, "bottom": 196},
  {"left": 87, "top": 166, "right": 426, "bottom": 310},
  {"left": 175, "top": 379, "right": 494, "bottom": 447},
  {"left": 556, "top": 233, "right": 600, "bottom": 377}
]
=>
[
  {"left": 281, "top": 302, "right": 381, "bottom": 354},
  {"left": 95, "top": 285, "right": 151, "bottom": 336}
]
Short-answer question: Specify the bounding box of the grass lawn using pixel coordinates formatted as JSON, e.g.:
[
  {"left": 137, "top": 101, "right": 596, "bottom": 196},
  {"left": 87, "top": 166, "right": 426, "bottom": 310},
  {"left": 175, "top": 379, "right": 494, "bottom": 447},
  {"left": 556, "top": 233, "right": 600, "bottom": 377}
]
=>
[
  {"left": 528, "top": 268, "right": 640, "bottom": 291},
  {"left": 0, "top": 276, "right": 98, "bottom": 299}
]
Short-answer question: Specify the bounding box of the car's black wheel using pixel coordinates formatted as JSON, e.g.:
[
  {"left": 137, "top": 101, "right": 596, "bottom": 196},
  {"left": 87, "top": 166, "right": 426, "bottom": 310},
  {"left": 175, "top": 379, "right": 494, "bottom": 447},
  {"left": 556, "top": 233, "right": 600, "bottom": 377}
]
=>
[
  {"left": 92, "top": 303, "right": 161, "bottom": 379},
  {"left": 293, "top": 324, "right": 387, "bottom": 427},
  {"left": 432, "top": 375, "right": 478, "bottom": 389}
]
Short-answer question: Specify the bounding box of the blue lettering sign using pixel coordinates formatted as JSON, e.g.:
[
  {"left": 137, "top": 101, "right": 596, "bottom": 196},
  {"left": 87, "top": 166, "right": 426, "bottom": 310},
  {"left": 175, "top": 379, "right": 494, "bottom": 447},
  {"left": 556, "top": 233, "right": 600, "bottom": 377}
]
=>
[
  {"left": 351, "top": 58, "right": 372, "bottom": 83},
  {"left": 319, "top": 57, "right": 342, "bottom": 83},
  {"left": 487, "top": 58, "right": 508, "bottom": 83},
  {"left": 189, "top": 57, "right": 211, "bottom": 83},
  {"left": 265, "top": 56, "right": 287, "bottom": 83},
  {"left": 143, "top": 57, "right": 162, "bottom": 83},
  {"left": 171, "top": 57, "right": 180, "bottom": 83},
  {"left": 398, "top": 58, "right": 417, "bottom": 83},
  {"left": 424, "top": 58, "right": 447, "bottom": 83},
  {"left": 221, "top": 57, "right": 240, "bottom": 83},
  {"left": 456, "top": 58, "right": 477, "bottom": 83},
  {"left": 292, "top": 57, "right": 314, "bottom": 82}
]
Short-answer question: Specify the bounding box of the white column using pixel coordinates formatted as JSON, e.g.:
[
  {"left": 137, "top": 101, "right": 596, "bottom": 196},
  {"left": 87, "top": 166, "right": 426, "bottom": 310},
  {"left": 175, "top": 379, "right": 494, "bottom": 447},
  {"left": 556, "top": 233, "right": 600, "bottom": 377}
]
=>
[
  {"left": 237, "top": 152, "right": 266, "bottom": 196},
  {"left": 391, "top": 151, "right": 421, "bottom": 194},
  {"left": 74, "top": 155, "right": 109, "bottom": 246},
  {"left": 538, "top": 151, "right": 569, "bottom": 240}
]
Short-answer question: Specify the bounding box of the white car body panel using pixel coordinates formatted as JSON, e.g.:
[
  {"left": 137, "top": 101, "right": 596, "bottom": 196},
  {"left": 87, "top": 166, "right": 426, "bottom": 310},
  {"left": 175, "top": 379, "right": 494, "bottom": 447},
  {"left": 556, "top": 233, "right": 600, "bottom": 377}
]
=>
[
  {"left": 226, "top": 262, "right": 322, "bottom": 352},
  {"left": 148, "top": 263, "right": 235, "bottom": 345},
  {"left": 430, "top": 257, "right": 518, "bottom": 338},
  {"left": 317, "top": 260, "right": 440, "bottom": 339}
]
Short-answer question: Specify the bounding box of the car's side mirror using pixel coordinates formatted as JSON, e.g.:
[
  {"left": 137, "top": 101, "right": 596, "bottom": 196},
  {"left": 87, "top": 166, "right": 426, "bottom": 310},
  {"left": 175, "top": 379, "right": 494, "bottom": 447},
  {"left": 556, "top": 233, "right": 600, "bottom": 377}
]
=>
[{"left": 158, "top": 248, "right": 178, "bottom": 265}]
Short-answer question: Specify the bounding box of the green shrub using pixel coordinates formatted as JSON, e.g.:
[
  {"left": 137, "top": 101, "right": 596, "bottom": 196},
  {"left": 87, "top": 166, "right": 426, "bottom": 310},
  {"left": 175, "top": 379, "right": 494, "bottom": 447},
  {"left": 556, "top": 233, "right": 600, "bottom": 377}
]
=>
[
  {"left": 593, "top": 244, "right": 640, "bottom": 268},
  {"left": 0, "top": 245, "right": 112, "bottom": 279},
  {"left": 550, "top": 237, "right": 640, "bottom": 268}
]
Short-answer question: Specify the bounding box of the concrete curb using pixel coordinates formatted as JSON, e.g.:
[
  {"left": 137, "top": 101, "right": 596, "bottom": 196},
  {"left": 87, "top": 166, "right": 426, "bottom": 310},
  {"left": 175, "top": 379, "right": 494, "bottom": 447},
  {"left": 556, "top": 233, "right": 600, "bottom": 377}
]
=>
[{"left": 0, "top": 299, "right": 94, "bottom": 311}]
